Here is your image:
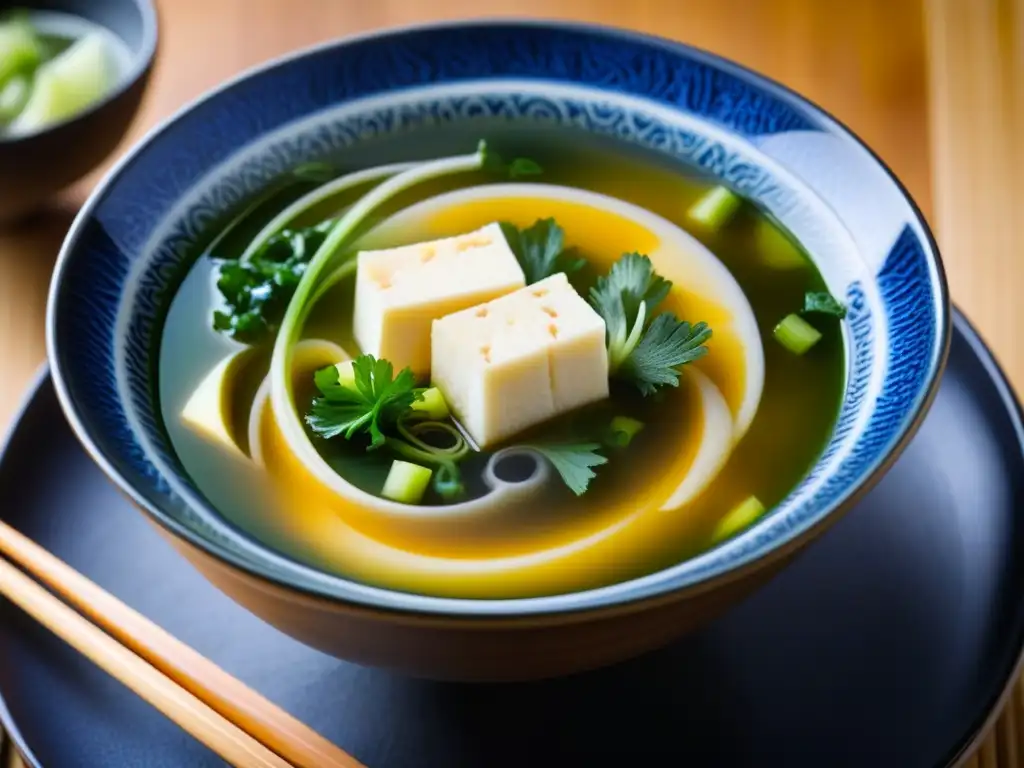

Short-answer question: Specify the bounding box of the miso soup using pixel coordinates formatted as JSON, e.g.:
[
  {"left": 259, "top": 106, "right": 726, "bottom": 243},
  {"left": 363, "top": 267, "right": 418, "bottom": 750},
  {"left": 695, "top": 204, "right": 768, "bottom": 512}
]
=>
[{"left": 159, "top": 130, "right": 844, "bottom": 599}]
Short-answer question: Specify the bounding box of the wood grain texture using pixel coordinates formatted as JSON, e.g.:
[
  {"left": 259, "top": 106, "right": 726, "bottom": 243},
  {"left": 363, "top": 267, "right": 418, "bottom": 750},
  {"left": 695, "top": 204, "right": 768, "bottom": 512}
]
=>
[
  {"left": 7, "top": 0, "right": 1020, "bottom": 764},
  {"left": 926, "top": 2, "right": 1024, "bottom": 766}
]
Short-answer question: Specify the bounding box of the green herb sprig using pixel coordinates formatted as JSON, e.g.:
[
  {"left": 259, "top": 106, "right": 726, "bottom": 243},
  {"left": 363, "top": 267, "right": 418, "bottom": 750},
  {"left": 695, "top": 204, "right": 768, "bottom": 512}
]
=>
[
  {"left": 213, "top": 219, "right": 335, "bottom": 345},
  {"left": 527, "top": 443, "right": 608, "bottom": 496},
  {"left": 305, "top": 355, "right": 421, "bottom": 447},
  {"left": 500, "top": 218, "right": 586, "bottom": 285},
  {"left": 589, "top": 253, "right": 711, "bottom": 395},
  {"left": 306, "top": 355, "right": 473, "bottom": 500}
]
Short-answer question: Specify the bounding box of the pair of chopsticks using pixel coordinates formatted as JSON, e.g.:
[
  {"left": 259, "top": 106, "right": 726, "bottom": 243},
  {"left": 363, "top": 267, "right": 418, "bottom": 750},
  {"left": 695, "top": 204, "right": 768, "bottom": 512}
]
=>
[{"left": 0, "top": 518, "right": 363, "bottom": 767}]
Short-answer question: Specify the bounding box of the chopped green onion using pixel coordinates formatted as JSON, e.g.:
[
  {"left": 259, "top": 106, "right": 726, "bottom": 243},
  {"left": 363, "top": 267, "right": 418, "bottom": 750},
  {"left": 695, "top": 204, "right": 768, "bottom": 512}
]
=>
[
  {"left": 773, "top": 314, "right": 821, "bottom": 355},
  {"left": 411, "top": 387, "right": 449, "bottom": 420},
  {"left": 0, "top": 74, "right": 29, "bottom": 122},
  {"left": 606, "top": 416, "right": 645, "bottom": 447},
  {"left": 381, "top": 460, "right": 432, "bottom": 504},
  {"left": 433, "top": 464, "right": 464, "bottom": 501},
  {"left": 713, "top": 495, "right": 766, "bottom": 543},
  {"left": 688, "top": 185, "right": 742, "bottom": 229}
]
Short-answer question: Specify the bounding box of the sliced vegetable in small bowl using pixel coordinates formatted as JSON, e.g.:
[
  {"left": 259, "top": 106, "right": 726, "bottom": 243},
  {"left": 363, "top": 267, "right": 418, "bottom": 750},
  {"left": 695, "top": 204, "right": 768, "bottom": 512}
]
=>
[{"left": 0, "top": 1, "right": 156, "bottom": 220}]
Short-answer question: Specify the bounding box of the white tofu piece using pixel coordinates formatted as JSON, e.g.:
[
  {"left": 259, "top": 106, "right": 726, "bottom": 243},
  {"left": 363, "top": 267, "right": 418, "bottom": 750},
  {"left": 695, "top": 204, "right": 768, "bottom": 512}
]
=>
[
  {"left": 431, "top": 273, "right": 609, "bottom": 448},
  {"left": 181, "top": 350, "right": 251, "bottom": 458},
  {"left": 353, "top": 223, "right": 526, "bottom": 377}
]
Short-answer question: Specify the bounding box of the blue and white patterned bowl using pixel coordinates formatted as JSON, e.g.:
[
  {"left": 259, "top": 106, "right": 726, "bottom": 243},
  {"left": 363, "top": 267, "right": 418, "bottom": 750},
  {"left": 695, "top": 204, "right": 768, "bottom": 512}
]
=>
[{"left": 46, "top": 20, "right": 949, "bottom": 681}]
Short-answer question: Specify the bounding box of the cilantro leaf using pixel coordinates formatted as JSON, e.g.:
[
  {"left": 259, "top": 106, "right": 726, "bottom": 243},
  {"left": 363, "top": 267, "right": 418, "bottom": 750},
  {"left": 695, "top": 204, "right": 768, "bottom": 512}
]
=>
[
  {"left": 588, "top": 253, "right": 672, "bottom": 370},
  {"left": 305, "top": 355, "right": 421, "bottom": 448},
  {"left": 589, "top": 252, "right": 671, "bottom": 327},
  {"left": 527, "top": 443, "right": 608, "bottom": 496},
  {"left": 305, "top": 365, "right": 376, "bottom": 440},
  {"left": 212, "top": 218, "right": 335, "bottom": 345},
  {"left": 500, "top": 218, "right": 586, "bottom": 284},
  {"left": 802, "top": 290, "right": 847, "bottom": 318},
  {"left": 588, "top": 253, "right": 712, "bottom": 395},
  {"left": 617, "top": 315, "right": 712, "bottom": 396}
]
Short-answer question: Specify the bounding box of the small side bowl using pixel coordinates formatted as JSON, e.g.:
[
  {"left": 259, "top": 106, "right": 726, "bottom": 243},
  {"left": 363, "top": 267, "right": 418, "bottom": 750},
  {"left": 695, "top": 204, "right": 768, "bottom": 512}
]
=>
[
  {"left": 0, "top": 0, "right": 158, "bottom": 222},
  {"left": 46, "top": 20, "right": 950, "bottom": 681}
]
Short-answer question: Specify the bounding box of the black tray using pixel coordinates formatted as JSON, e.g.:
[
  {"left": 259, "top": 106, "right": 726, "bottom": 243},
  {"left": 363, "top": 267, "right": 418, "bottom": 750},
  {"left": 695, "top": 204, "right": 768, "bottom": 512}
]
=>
[{"left": 1, "top": 309, "right": 1023, "bottom": 767}]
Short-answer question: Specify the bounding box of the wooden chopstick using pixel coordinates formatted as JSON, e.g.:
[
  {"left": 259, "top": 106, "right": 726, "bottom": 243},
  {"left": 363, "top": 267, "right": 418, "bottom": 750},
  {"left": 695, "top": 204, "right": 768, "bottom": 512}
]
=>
[
  {"left": 0, "top": 520, "right": 363, "bottom": 768},
  {"left": 0, "top": 555, "right": 291, "bottom": 767}
]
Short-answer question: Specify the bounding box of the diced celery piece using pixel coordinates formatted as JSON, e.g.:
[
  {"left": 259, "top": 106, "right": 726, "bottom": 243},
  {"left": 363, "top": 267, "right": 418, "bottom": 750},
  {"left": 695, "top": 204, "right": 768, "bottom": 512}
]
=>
[
  {"left": 688, "top": 185, "right": 742, "bottom": 229},
  {"left": 713, "top": 496, "right": 766, "bottom": 543},
  {"left": 0, "top": 16, "right": 41, "bottom": 89},
  {"left": 0, "top": 75, "right": 29, "bottom": 122},
  {"left": 411, "top": 386, "right": 449, "bottom": 420},
  {"left": 334, "top": 360, "right": 356, "bottom": 390},
  {"left": 607, "top": 415, "right": 645, "bottom": 447},
  {"left": 8, "top": 31, "right": 113, "bottom": 136},
  {"left": 381, "top": 460, "right": 432, "bottom": 504},
  {"left": 773, "top": 314, "right": 822, "bottom": 355}
]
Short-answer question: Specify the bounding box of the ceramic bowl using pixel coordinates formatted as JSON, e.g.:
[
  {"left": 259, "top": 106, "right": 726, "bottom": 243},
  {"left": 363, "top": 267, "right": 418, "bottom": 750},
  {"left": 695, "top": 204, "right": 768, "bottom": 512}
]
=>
[
  {"left": 0, "top": 0, "right": 158, "bottom": 222},
  {"left": 46, "top": 20, "right": 949, "bottom": 681}
]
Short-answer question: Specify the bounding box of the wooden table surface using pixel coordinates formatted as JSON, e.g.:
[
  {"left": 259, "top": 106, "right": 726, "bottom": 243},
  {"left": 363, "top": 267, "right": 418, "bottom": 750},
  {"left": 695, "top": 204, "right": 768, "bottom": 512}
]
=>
[{"left": 0, "top": 0, "right": 1020, "bottom": 766}]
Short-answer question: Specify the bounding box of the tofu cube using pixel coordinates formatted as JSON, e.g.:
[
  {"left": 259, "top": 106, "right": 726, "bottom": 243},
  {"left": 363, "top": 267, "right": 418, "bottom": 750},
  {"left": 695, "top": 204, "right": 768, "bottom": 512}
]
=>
[
  {"left": 431, "top": 273, "right": 610, "bottom": 448},
  {"left": 353, "top": 223, "right": 526, "bottom": 377}
]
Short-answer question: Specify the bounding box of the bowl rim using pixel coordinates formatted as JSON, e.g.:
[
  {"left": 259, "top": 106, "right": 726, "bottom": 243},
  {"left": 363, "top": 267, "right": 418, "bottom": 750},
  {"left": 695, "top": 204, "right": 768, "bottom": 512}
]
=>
[
  {"left": 0, "top": 0, "right": 159, "bottom": 146},
  {"left": 46, "top": 17, "right": 952, "bottom": 620}
]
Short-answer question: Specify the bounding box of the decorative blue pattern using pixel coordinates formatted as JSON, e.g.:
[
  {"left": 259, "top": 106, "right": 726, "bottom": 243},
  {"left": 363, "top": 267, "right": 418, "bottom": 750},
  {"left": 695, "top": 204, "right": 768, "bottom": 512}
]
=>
[
  {"left": 47, "top": 22, "right": 947, "bottom": 614},
  {"left": 795, "top": 281, "right": 875, "bottom": 487}
]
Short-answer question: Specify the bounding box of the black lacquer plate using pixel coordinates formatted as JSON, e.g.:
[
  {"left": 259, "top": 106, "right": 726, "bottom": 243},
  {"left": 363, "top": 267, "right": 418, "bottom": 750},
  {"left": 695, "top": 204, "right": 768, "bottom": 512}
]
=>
[{"left": 1, "top": 310, "right": 1023, "bottom": 768}]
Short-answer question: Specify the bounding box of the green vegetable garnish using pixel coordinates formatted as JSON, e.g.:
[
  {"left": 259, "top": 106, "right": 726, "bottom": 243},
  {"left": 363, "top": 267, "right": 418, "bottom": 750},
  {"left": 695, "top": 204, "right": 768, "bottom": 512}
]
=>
[
  {"left": 213, "top": 219, "right": 335, "bottom": 344},
  {"left": 381, "top": 460, "right": 433, "bottom": 505},
  {"left": 589, "top": 253, "right": 711, "bottom": 395},
  {"left": 802, "top": 290, "right": 847, "bottom": 318},
  {"left": 774, "top": 313, "right": 822, "bottom": 355},
  {"left": 527, "top": 443, "right": 608, "bottom": 496},
  {"left": 500, "top": 218, "right": 585, "bottom": 285},
  {"left": 589, "top": 252, "right": 670, "bottom": 370},
  {"left": 432, "top": 464, "right": 465, "bottom": 502},
  {"left": 687, "top": 185, "right": 742, "bottom": 229},
  {"left": 606, "top": 416, "right": 645, "bottom": 448},
  {"left": 713, "top": 495, "right": 766, "bottom": 542},
  {"left": 617, "top": 315, "right": 712, "bottom": 397},
  {"left": 411, "top": 387, "right": 450, "bottom": 420},
  {"left": 307, "top": 355, "right": 469, "bottom": 501},
  {"left": 305, "top": 355, "right": 421, "bottom": 447}
]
